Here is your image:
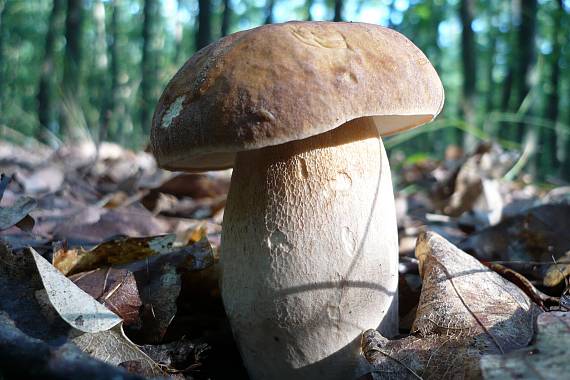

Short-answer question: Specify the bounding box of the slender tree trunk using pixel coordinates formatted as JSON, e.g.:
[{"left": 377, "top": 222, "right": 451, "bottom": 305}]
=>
[
  {"left": 484, "top": 41, "right": 496, "bottom": 110},
  {"left": 140, "top": 0, "right": 159, "bottom": 135},
  {"left": 264, "top": 0, "right": 275, "bottom": 25},
  {"left": 100, "top": 0, "right": 121, "bottom": 143},
  {"left": 108, "top": 0, "right": 124, "bottom": 141},
  {"left": 305, "top": 0, "right": 314, "bottom": 21},
  {"left": 221, "top": 0, "right": 232, "bottom": 36},
  {"left": 484, "top": 4, "right": 497, "bottom": 117},
  {"left": 92, "top": 0, "right": 109, "bottom": 143},
  {"left": 499, "top": 2, "right": 513, "bottom": 120},
  {"left": 513, "top": 0, "right": 538, "bottom": 142},
  {"left": 37, "top": 0, "right": 65, "bottom": 140},
  {"left": 540, "top": 0, "right": 564, "bottom": 175},
  {"left": 0, "top": 0, "right": 6, "bottom": 117},
  {"left": 196, "top": 0, "right": 212, "bottom": 49},
  {"left": 60, "top": 0, "right": 84, "bottom": 135},
  {"left": 333, "top": 0, "right": 343, "bottom": 21},
  {"left": 460, "top": 0, "right": 477, "bottom": 150},
  {"left": 174, "top": 0, "right": 184, "bottom": 64}
]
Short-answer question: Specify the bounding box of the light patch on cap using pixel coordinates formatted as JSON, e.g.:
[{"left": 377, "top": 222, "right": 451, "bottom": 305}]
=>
[{"left": 161, "top": 95, "right": 186, "bottom": 129}]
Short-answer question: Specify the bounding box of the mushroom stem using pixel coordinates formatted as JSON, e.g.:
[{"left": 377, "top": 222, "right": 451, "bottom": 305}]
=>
[{"left": 221, "top": 118, "right": 399, "bottom": 380}]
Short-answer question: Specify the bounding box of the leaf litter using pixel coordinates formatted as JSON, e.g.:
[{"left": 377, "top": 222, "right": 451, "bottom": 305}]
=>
[
  {"left": 2, "top": 140, "right": 570, "bottom": 379},
  {"left": 362, "top": 231, "right": 541, "bottom": 379}
]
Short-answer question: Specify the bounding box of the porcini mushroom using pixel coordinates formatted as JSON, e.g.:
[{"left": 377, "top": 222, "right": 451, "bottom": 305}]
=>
[{"left": 151, "top": 21, "right": 443, "bottom": 380}]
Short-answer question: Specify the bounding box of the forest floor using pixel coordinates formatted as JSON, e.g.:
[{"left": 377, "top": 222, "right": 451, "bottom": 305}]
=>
[{"left": 0, "top": 139, "right": 568, "bottom": 379}]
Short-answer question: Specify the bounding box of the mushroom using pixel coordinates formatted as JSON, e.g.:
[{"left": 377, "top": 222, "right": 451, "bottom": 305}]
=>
[{"left": 151, "top": 21, "right": 443, "bottom": 380}]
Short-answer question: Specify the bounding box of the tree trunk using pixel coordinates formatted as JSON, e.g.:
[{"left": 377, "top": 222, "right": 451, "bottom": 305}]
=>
[
  {"left": 305, "top": 0, "right": 314, "bottom": 21},
  {"left": 37, "top": 0, "right": 65, "bottom": 140},
  {"left": 0, "top": 0, "right": 6, "bottom": 116},
  {"left": 513, "top": 0, "right": 538, "bottom": 142},
  {"left": 333, "top": 0, "right": 343, "bottom": 22},
  {"left": 196, "top": 0, "right": 212, "bottom": 49},
  {"left": 92, "top": 0, "right": 109, "bottom": 143},
  {"left": 460, "top": 0, "right": 477, "bottom": 150},
  {"left": 140, "top": 0, "right": 159, "bottom": 134},
  {"left": 540, "top": 0, "right": 564, "bottom": 175},
  {"left": 484, "top": 3, "right": 497, "bottom": 117},
  {"left": 264, "top": 0, "right": 275, "bottom": 25},
  {"left": 60, "top": 0, "right": 84, "bottom": 135},
  {"left": 174, "top": 0, "right": 184, "bottom": 64},
  {"left": 221, "top": 0, "right": 232, "bottom": 36},
  {"left": 107, "top": 0, "right": 125, "bottom": 142},
  {"left": 100, "top": 0, "right": 121, "bottom": 143}
]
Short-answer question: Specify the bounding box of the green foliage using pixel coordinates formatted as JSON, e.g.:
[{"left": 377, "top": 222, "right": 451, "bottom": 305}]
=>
[{"left": 0, "top": 0, "right": 568, "bottom": 180}]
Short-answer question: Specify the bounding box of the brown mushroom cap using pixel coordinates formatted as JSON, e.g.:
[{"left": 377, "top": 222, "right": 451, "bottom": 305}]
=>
[{"left": 151, "top": 21, "right": 444, "bottom": 171}]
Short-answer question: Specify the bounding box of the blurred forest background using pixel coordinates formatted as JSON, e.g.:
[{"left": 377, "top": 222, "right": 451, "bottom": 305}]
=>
[{"left": 0, "top": 0, "right": 569, "bottom": 181}]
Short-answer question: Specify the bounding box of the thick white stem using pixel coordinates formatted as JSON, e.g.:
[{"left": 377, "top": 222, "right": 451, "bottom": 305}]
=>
[{"left": 221, "top": 118, "right": 398, "bottom": 380}]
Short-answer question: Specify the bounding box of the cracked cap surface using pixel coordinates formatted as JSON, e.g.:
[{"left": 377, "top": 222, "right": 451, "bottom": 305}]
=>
[{"left": 151, "top": 21, "right": 444, "bottom": 171}]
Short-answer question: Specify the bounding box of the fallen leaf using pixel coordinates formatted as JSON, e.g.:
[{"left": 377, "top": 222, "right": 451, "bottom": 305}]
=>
[
  {"left": 53, "top": 234, "right": 176, "bottom": 275},
  {"left": 0, "top": 313, "right": 149, "bottom": 380},
  {"left": 484, "top": 262, "right": 558, "bottom": 310},
  {"left": 70, "top": 268, "right": 143, "bottom": 327},
  {"left": 0, "top": 173, "right": 10, "bottom": 200},
  {"left": 140, "top": 338, "right": 208, "bottom": 371},
  {"left": 0, "top": 196, "right": 37, "bottom": 231},
  {"left": 72, "top": 324, "right": 162, "bottom": 377},
  {"left": 31, "top": 248, "right": 122, "bottom": 333},
  {"left": 126, "top": 238, "right": 215, "bottom": 343},
  {"left": 481, "top": 311, "right": 570, "bottom": 379},
  {"left": 14, "top": 214, "right": 35, "bottom": 232},
  {"left": 361, "top": 231, "right": 540, "bottom": 379},
  {"left": 150, "top": 172, "right": 231, "bottom": 199},
  {"left": 543, "top": 251, "right": 570, "bottom": 287},
  {"left": 0, "top": 242, "right": 160, "bottom": 379},
  {"left": 460, "top": 204, "right": 570, "bottom": 266},
  {"left": 67, "top": 238, "right": 215, "bottom": 341},
  {"left": 52, "top": 205, "right": 171, "bottom": 243}
]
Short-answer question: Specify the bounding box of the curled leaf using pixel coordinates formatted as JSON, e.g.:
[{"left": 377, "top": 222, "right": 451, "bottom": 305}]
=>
[
  {"left": 53, "top": 234, "right": 176, "bottom": 275},
  {"left": 362, "top": 231, "right": 540, "bottom": 379}
]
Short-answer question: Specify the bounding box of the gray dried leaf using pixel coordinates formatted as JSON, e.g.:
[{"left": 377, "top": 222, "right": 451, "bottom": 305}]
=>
[
  {"left": 0, "top": 196, "right": 37, "bottom": 231},
  {"left": 481, "top": 311, "right": 570, "bottom": 379},
  {"left": 73, "top": 324, "right": 163, "bottom": 377},
  {"left": 362, "top": 231, "right": 541, "bottom": 379},
  {"left": 31, "top": 248, "right": 122, "bottom": 333}
]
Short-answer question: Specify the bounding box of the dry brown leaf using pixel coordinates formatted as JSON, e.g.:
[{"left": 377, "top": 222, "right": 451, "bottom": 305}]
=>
[
  {"left": 484, "top": 262, "right": 558, "bottom": 310},
  {"left": 151, "top": 172, "right": 231, "bottom": 199},
  {"left": 66, "top": 238, "right": 215, "bottom": 342},
  {"left": 362, "top": 231, "right": 540, "bottom": 379},
  {"left": 53, "top": 234, "right": 176, "bottom": 275},
  {"left": 126, "top": 238, "right": 215, "bottom": 343},
  {"left": 543, "top": 251, "right": 570, "bottom": 287},
  {"left": 70, "top": 268, "right": 143, "bottom": 327}
]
